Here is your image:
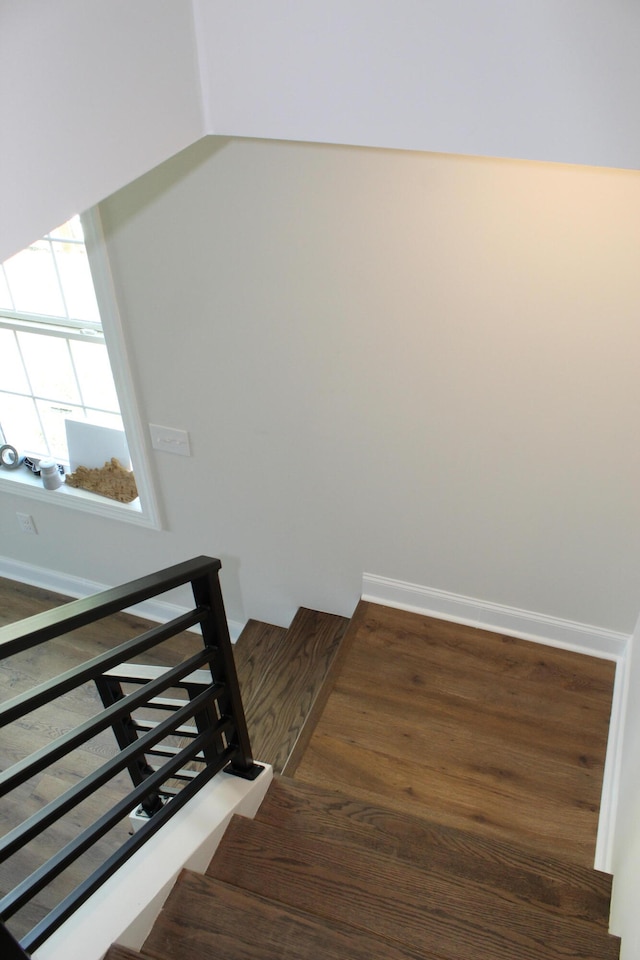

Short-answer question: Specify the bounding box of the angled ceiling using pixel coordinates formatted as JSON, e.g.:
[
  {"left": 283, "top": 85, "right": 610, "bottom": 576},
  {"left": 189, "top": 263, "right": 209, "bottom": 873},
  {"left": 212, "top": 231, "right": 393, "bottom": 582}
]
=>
[{"left": 2, "top": 0, "right": 639, "bottom": 262}]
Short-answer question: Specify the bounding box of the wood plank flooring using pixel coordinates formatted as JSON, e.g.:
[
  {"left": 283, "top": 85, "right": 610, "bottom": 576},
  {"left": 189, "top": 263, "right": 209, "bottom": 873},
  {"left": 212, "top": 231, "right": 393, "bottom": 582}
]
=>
[
  {"left": 1, "top": 579, "right": 619, "bottom": 954},
  {"left": 235, "top": 608, "right": 348, "bottom": 773},
  {"left": 204, "top": 798, "right": 619, "bottom": 960},
  {"left": 294, "top": 600, "right": 616, "bottom": 866},
  {"left": 257, "top": 776, "right": 614, "bottom": 928}
]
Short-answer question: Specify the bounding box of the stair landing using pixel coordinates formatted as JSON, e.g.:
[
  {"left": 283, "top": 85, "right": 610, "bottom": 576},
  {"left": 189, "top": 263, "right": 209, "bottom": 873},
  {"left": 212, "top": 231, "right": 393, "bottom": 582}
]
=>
[{"left": 294, "top": 600, "right": 616, "bottom": 867}]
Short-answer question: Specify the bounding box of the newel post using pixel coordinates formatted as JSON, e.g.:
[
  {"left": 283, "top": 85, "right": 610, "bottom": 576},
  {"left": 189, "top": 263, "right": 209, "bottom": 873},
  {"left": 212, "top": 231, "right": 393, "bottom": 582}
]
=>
[{"left": 191, "top": 560, "right": 262, "bottom": 780}]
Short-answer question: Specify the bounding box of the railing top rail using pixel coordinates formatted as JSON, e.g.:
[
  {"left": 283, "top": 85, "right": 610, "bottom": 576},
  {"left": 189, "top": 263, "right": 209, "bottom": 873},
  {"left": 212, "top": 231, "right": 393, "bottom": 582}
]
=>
[{"left": 0, "top": 556, "right": 221, "bottom": 658}]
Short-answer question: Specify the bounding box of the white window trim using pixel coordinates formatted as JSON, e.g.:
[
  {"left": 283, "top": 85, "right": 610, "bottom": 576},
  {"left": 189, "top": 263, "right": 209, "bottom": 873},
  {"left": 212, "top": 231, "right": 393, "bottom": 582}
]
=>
[{"left": 0, "top": 208, "right": 162, "bottom": 529}]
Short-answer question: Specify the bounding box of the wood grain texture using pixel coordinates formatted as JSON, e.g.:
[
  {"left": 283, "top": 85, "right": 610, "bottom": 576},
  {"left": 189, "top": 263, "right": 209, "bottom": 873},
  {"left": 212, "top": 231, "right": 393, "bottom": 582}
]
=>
[
  {"left": 2, "top": 582, "right": 621, "bottom": 959},
  {"left": 232, "top": 620, "right": 289, "bottom": 707},
  {"left": 257, "top": 776, "right": 613, "bottom": 930},
  {"left": 144, "top": 870, "right": 442, "bottom": 960},
  {"left": 238, "top": 608, "right": 349, "bottom": 773},
  {"left": 103, "top": 946, "right": 147, "bottom": 960},
  {"left": 282, "top": 599, "right": 367, "bottom": 776},
  {"left": 207, "top": 814, "right": 619, "bottom": 960},
  {"left": 295, "top": 600, "right": 615, "bottom": 865}
]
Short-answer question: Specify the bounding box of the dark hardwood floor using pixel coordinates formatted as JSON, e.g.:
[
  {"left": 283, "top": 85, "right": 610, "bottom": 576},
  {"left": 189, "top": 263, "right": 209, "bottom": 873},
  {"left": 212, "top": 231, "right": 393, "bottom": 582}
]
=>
[
  {"left": 0, "top": 580, "right": 618, "bottom": 952},
  {"left": 294, "top": 600, "right": 616, "bottom": 867}
]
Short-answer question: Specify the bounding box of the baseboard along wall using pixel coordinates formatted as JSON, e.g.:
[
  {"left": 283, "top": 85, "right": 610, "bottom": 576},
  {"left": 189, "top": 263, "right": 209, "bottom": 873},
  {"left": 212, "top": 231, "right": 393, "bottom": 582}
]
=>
[{"left": 362, "top": 572, "right": 629, "bottom": 660}]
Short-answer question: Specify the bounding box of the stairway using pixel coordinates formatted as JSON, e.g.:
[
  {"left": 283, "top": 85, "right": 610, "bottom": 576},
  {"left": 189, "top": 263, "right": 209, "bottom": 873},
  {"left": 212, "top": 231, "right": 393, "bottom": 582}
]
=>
[
  {"left": 105, "top": 774, "right": 619, "bottom": 960},
  {"left": 101, "top": 601, "right": 619, "bottom": 959}
]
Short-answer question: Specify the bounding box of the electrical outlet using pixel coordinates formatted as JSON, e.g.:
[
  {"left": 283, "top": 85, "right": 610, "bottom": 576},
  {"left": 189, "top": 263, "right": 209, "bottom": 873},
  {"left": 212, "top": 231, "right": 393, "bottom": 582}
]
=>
[{"left": 16, "top": 512, "right": 37, "bottom": 534}]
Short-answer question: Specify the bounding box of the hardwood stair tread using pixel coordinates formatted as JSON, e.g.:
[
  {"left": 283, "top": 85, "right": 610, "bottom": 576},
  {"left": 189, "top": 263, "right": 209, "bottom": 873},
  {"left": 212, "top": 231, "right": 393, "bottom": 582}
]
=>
[
  {"left": 143, "top": 870, "right": 447, "bottom": 960},
  {"left": 235, "top": 608, "right": 349, "bottom": 773},
  {"left": 103, "top": 946, "right": 149, "bottom": 960},
  {"left": 233, "top": 620, "right": 289, "bottom": 707},
  {"left": 207, "top": 814, "right": 620, "bottom": 960},
  {"left": 257, "top": 775, "right": 612, "bottom": 929}
]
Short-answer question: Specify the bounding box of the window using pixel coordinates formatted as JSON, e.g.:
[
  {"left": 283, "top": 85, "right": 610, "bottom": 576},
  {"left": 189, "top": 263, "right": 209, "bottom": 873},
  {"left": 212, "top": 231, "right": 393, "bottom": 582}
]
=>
[
  {"left": 0, "top": 211, "right": 159, "bottom": 527},
  {"left": 0, "top": 216, "right": 123, "bottom": 462}
]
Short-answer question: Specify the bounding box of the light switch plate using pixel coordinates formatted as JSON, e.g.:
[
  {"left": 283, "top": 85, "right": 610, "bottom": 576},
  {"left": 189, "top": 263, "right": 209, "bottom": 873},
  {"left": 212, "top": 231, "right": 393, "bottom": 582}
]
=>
[{"left": 149, "top": 424, "right": 191, "bottom": 457}]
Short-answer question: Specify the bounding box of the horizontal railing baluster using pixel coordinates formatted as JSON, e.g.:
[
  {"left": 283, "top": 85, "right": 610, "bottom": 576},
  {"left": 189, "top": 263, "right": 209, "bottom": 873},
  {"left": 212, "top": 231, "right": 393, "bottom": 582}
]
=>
[
  {"left": 0, "top": 609, "right": 206, "bottom": 727},
  {"left": 0, "top": 556, "right": 261, "bottom": 952},
  {"left": 22, "top": 757, "right": 233, "bottom": 954},
  {"left": 0, "top": 729, "right": 218, "bottom": 921},
  {"left": 0, "top": 647, "right": 214, "bottom": 797},
  {"left": 0, "top": 687, "right": 227, "bottom": 862}
]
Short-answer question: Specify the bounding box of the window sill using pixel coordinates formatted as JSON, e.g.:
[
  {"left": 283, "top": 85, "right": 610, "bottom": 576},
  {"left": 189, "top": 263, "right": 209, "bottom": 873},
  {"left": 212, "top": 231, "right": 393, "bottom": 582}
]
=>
[{"left": 0, "top": 465, "right": 160, "bottom": 528}]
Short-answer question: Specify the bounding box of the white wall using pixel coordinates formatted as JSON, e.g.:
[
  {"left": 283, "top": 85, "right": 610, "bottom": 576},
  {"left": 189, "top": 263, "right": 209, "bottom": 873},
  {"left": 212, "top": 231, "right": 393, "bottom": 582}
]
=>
[
  {"left": 202, "top": 0, "right": 640, "bottom": 170},
  {"left": 2, "top": 136, "right": 640, "bottom": 634},
  {"left": 0, "top": 0, "right": 204, "bottom": 262}
]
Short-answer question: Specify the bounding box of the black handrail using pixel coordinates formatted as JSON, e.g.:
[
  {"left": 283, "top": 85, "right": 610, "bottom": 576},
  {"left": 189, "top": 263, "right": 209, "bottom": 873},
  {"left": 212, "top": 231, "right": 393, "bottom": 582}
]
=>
[
  {"left": 0, "top": 556, "right": 262, "bottom": 954},
  {"left": 0, "top": 557, "right": 219, "bottom": 653}
]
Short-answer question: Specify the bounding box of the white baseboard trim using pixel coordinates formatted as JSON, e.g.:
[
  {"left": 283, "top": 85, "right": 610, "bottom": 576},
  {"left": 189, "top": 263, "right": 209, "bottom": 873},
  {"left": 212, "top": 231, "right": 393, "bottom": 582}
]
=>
[
  {"left": 0, "top": 556, "right": 245, "bottom": 643},
  {"left": 361, "top": 571, "right": 630, "bottom": 873},
  {"left": 362, "top": 572, "right": 629, "bottom": 660}
]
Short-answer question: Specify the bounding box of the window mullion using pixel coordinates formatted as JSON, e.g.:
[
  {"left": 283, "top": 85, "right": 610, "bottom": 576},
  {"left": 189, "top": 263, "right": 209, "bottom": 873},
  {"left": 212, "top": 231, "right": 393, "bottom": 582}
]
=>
[
  {"left": 13, "top": 330, "right": 52, "bottom": 458},
  {"left": 13, "top": 329, "right": 36, "bottom": 401}
]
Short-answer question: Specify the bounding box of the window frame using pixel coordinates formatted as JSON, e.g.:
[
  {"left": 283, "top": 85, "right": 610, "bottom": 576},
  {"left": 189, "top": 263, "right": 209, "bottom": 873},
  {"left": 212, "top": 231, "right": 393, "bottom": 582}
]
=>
[{"left": 0, "top": 208, "right": 161, "bottom": 529}]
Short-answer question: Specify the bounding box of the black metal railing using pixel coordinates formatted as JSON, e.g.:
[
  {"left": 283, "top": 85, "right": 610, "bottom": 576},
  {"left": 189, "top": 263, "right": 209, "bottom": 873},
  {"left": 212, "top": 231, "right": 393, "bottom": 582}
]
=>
[
  {"left": 0, "top": 556, "right": 261, "bottom": 955},
  {"left": 95, "top": 661, "right": 218, "bottom": 804}
]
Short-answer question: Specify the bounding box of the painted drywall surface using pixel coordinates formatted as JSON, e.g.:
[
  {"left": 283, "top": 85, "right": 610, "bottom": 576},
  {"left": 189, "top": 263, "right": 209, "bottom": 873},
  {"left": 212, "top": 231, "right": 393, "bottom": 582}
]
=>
[
  {"left": 2, "top": 136, "right": 640, "bottom": 633},
  {"left": 4, "top": 1, "right": 640, "bottom": 264},
  {"left": 0, "top": 0, "right": 204, "bottom": 262},
  {"left": 203, "top": 0, "right": 640, "bottom": 170}
]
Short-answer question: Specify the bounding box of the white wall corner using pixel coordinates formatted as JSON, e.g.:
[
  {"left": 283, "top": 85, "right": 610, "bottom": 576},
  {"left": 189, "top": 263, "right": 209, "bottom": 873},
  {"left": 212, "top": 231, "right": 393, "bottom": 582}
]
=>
[
  {"left": 190, "top": 0, "right": 215, "bottom": 134},
  {"left": 0, "top": 556, "right": 245, "bottom": 643},
  {"left": 608, "top": 609, "right": 640, "bottom": 947},
  {"left": 362, "top": 571, "right": 630, "bottom": 874}
]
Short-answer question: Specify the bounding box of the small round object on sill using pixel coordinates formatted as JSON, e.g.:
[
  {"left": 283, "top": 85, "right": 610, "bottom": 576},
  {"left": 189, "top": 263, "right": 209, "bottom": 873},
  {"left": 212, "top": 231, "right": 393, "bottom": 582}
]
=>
[
  {"left": 0, "top": 443, "right": 25, "bottom": 469},
  {"left": 39, "top": 458, "right": 64, "bottom": 490}
]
